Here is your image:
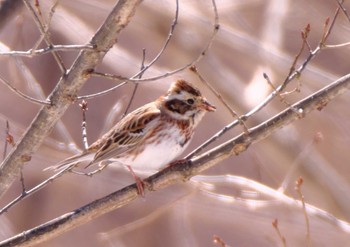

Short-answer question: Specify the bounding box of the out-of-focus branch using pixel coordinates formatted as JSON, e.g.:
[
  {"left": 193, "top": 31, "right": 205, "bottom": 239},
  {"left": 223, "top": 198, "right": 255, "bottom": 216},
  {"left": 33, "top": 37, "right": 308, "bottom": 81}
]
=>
[
  {"left": 2, "top": 72, "right": 350, "bottom": 247},
  {"left": 22, "top": 0, "right": 65, "bottom": 72},
  {"left": 0, "top": 75, "right": 50, "bottom": 105},
  {"left": 0, "top": 0, "right": 23, "bottom": 31},
  {"left": 186, "top": 5, "right": 342, "bottom": 159},
  {"left": 0, "top": 44, "right": 95, "bottom": 57},
  {"left": 0, "top": 0, "right": 143, "bottom": 198},
  {"left": 79, "top": 0, "right": 219, "bottom": 100}
]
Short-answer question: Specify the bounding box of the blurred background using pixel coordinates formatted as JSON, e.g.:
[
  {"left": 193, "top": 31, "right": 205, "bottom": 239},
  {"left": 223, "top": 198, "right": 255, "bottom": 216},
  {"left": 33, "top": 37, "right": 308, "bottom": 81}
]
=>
[{"left": 1, "top": 0, "right": 350, "bottom": 246}]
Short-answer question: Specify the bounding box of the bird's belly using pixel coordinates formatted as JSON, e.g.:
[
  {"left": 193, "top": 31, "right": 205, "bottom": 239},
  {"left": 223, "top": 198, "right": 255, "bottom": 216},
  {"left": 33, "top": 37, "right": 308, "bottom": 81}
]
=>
[{"left": 115, "top": 128, "right": 190, "bottom": 174}]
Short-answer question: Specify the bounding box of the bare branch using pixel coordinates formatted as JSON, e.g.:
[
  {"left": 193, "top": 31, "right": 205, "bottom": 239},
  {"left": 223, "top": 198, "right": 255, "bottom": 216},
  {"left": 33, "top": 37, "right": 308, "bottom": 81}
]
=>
[
  {"left": 0, "top": 166, "right": 71, "bottom": 215},
  {"left": 78, "top": 0, "right": 219, "bottom": 100},
  {"left": 2, "top": 71, "right": 350, "bottom": 246},
  {"left": 272, "top": 219, "right": 287, "bottom": 247},
  {"left": 295, "top": 177, "right": 311, "bottom": 247},
  {"left": 190, "top": 66, "right": 239, "bottom": 120},
  {"left": 3, "top": 120, "right": 15, "bottom": 160},
  {"left": 186, "top": 4, "right": 343, "bottom": 158},
  {"left": 123, "top": 48, "right": 146, "bottom": 117},
  {"left": 79, "top": 100, "right": 89, "bottom": 150},
  {"left": 78, "top": 0, "right": 179, "bottom": 100},
  {"left": 335, "top": 0, "right": 350, "bottom": 22},
  {"left": 322, "top": 5, "right": 341, "bottom": 44},
  {"left": 0, "top": 75, "right": 51, "bottom": 105},
  {"left": 0, "top": 44, "right": 95, "bottom": 57},
  {"left": 134, "top": 0, "right": 179, "bottom": 78},
  {"left": 22, "top": 0, "right": 66, "bottom": 72},
  {"left": 324, "top": 41, "right": 350, "bottom": 48},
  {"left": 0, "top": 0, "right": 143, "bottom": 199},
  {"left": 189, "top": 65, "right": 249, "bottom": 133}
]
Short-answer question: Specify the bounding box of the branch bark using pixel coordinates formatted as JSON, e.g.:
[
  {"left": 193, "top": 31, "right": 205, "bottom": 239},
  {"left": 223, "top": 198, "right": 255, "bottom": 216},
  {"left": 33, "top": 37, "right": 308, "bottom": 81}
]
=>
[
  {"left": 2, "top": 73, "right": 350, "bottom": 247},
  {"left": 0, "top": 0, "right": 143, "bottom": 198}
]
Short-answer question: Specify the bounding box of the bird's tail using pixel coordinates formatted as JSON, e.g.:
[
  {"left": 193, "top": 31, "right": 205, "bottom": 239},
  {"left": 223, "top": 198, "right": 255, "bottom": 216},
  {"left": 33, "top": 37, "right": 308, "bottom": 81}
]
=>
[{"left": 44, "top": 152, "right": 94, "bottom": 172}]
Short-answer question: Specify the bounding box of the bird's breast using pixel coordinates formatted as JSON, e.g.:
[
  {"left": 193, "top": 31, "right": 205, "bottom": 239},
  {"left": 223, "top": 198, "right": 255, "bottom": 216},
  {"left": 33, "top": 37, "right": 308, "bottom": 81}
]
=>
[{"left": 116, "top": 120, "right": 193, "bottom": 174}]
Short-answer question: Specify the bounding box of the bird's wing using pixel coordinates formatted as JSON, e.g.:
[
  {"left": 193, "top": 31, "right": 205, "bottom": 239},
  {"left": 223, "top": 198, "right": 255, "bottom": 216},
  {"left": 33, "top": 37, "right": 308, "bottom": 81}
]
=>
[
  {"left": 88, "top": 104, "right": 161, "bottom": 166},
  {"left": 45, "top": 103, "right": 161, "bottom": 172}
]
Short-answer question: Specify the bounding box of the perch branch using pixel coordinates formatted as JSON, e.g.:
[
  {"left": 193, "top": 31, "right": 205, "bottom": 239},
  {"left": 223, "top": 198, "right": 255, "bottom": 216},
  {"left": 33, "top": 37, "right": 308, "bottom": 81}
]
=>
[{"left": 2, "top": 72, "right": 350, "bottom": 247}]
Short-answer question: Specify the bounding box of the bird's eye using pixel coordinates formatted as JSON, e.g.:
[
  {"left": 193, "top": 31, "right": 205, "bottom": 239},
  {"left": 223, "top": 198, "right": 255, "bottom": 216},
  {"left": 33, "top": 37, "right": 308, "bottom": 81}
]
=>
[{"left": 187, "top": 98, "right": 194, "bottom": 105}]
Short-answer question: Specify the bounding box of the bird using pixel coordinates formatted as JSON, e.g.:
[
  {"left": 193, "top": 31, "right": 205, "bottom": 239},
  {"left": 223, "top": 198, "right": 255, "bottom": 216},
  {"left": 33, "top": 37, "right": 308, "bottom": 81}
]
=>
[{"left": 48, "top": 79, "right": 215, "bottom": 193}]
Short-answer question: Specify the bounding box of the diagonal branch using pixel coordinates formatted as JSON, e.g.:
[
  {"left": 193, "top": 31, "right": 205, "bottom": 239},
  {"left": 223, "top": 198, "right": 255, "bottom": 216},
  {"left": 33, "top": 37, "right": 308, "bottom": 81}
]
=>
[
  {"left": 0, "top": 75, "right": 50, "bottom": 105},
  {"left": 22, "top": 0, "right": 66, "bottom": 72},
  {"left": 0, "top": 0, "right": 143, "bottom": 198},
  {"left": 2, "top": 72, "right": 350, "bottom": 247}
]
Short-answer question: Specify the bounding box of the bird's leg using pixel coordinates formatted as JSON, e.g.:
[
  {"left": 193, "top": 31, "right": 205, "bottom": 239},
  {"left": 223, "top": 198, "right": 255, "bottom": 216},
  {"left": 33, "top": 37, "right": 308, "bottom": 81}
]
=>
[
  {"left": 126, "top": 165, "right": 145, "bottom": 197},
  {"left": 83, "top": 160, "right": 110, "bottom": 176}
]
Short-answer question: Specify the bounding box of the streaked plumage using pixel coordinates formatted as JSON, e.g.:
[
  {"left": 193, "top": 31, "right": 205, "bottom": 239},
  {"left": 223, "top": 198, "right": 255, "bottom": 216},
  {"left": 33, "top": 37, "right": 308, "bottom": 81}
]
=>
[{"left": 49, "top": 79, "right": 216, "bottom": 174}]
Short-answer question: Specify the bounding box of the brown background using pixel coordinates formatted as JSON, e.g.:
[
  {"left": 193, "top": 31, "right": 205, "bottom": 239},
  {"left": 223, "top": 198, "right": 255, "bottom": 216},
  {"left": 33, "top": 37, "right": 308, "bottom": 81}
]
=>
[{"left": 0, "top": 0, "right": 350, "bottom": 246}]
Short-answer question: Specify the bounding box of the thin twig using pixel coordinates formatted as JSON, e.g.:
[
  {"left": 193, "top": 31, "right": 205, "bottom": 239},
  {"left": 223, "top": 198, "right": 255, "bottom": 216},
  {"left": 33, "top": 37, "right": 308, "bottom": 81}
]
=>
[
  {"left": 79, "top": 0, "right": 219, "bottom": 100},
  {"left": 189, "top": 65, "right": 237, "bottom": 119},
  {"left": 0, "top": 75, "right": 51, "bottom": 105},
  {"left": 77, "top": 80, "right": 128, "bottom": 100},
  {"left": 70, "top": 162, "right": 109, "bottom": 177},
  {"left": 79, "top": 100, "right": 89, "bottom": 150},
  {"left": 34, "top": 0, "right": 43, "bottom": 20},
  {"left": 335, "top": 0, "right": 350, "bottom": 22},
  {"left": 282, "top": 23, "right": 310, "bottom": 87},
  {"left": 22, "top": 0, "right": 66, "bottom": 72},
  {"left": 272, "top": 219, "right": 287, "bottom": 247},
  {"left": 78, "top": 0, "right": 179, "bottom": 100},
  {"left": 32, "top": 0, "right": 59, "bottom": 51},
  {"left": 0, "top": 166, "right": 72, "bottom": 215},
  {"left": 186, "top": 4, "right": 342, "bottom": 158},
  {"left": 3, "top": 120, "right": 15, "bottom": 160},
  {"left": 0, "top": 44, "right": 95, "bottom": 57},
  {"left": 263, "top": 73, "right": 295, "bottom": 108},
  {"left": 123, "top": 48, "right": 146, "bottom": 117},
  {"left": 213, "top": 235, "right": 231, "bottom": 247},
  {"left": 19, "top": 169, "right": 26, "bottom": 194},
  {"left": 322, "top": 4, "right": 342, "bottom": 44},
  {"left": 295, "top": 177, "right": 311, "bottom": 247},
  {"left": 0, "top": 158, "right": 109, "bottom": 214},
  {"left": 189, "top": 65, "right": 249, "bottom": 133},
  {"left": 131, "top": 0, "right": 179, "bottom": 79},
  {"left": 2, "top": 71, "right": 350, "bottom": 246},
  {"left": 278, "top": 132, "right": 323, "bottom": 193},
  {"left": 324, "top": 42, "right": 350, "bottom": 48}
]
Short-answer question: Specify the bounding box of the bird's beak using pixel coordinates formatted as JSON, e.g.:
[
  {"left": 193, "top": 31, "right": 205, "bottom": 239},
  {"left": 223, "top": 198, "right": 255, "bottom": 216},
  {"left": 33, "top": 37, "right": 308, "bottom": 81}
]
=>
[{"left": 200, "top": 99, "right": 216, "bottom": 112}]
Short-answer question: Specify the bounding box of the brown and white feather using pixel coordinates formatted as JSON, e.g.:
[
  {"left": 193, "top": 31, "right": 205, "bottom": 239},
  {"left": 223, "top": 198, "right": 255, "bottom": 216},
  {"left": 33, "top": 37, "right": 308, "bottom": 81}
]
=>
[{"left": 48, "top": 80, "right": 215, "bottom": 173}]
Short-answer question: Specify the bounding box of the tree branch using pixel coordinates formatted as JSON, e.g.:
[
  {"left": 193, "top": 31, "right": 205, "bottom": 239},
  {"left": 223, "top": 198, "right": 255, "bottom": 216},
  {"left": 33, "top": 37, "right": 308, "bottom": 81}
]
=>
[
  {"left": 2, "top": 72, "right": 350, "bottom": 247},
  {"left": 0, "top": 0, "right": 143, "bottom": 198}
]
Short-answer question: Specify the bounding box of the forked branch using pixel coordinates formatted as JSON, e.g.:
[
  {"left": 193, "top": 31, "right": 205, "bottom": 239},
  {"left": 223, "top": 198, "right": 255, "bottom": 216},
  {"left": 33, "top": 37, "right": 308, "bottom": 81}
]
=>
[{"left": 0, "top": 0, "right": 143, "bottom": 198}]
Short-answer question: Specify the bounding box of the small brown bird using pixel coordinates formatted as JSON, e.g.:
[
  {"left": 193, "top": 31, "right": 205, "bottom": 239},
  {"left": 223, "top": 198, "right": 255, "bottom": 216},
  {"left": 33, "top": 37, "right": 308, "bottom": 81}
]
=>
[{"left": 50, "top": 79, "right": 215, "bottom": 179}]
